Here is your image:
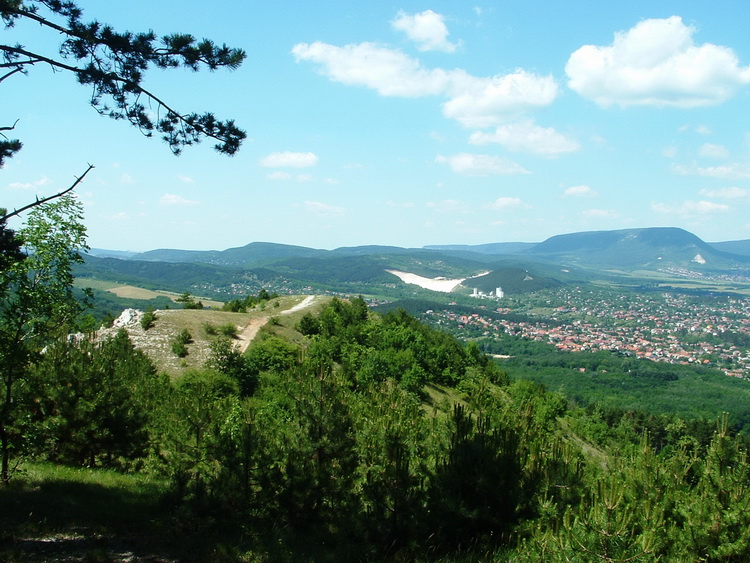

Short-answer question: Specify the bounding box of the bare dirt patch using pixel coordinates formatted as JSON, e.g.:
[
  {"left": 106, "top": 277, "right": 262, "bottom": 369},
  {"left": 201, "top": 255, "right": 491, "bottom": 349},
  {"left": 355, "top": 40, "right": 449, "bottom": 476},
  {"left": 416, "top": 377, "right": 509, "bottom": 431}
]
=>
[{"left": 237, "top": 316, "right": 269, "bottom": 353}]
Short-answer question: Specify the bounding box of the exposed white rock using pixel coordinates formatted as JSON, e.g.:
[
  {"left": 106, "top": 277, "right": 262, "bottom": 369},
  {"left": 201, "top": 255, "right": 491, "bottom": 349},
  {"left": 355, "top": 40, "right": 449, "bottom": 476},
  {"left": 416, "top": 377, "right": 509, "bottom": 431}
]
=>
[{"left": 112, "top": 308, "right": 143, "bottom": 328}]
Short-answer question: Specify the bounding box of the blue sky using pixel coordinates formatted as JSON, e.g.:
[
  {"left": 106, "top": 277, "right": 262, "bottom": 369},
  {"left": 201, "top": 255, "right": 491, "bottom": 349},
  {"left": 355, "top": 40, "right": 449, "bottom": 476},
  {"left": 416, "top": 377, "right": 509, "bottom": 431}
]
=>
[{"left": 4, "top": 1, "right": 750, "bottom": 251}]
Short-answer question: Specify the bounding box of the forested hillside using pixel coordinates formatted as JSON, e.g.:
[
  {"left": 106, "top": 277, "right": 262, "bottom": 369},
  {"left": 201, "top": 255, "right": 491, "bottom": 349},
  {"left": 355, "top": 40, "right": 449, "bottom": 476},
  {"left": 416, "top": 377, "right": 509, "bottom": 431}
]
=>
[{"left": 3, "top": 294, "right": 750, "bottom": 561}]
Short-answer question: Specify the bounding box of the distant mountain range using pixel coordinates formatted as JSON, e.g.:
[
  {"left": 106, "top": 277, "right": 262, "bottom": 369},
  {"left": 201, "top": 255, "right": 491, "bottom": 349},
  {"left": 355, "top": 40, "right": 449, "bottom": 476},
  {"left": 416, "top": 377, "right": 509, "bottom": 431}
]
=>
[
  {"left": 92, "top": 228, "right": 750, "bottom": 269},
  {"left": 80, "top": 228, "right": 750, "bottom": 299}
]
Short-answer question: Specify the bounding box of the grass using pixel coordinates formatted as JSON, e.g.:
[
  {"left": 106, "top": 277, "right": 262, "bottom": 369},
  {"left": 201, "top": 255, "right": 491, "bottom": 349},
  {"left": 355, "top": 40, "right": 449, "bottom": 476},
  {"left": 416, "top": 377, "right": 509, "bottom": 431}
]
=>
[
  {"left": 0, "top": 463, "right": 180, "bottom": 562},
  {"left": 0, "top": 463, "right": 286, "bottom": 562}
]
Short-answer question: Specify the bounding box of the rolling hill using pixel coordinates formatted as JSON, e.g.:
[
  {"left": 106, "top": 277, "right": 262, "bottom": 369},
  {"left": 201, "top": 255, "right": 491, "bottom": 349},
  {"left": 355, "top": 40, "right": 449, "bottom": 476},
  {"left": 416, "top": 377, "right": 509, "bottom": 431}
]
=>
[
  {"left": 710, "top": 239, "right": 750, "bottom": 256},
  {"left": 523, "top": 227, "right": 750, "bottom": 270}
]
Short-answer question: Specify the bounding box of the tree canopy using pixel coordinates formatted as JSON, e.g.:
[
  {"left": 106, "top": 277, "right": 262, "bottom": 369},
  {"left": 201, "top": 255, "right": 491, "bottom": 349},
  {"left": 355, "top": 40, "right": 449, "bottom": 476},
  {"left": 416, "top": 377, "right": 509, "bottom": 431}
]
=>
[
  {"left": 1, "top": 0, "right": 246, "bottom": 160},
  {"left": 1, "top": 0, "right": 246, "bottom": 218}
]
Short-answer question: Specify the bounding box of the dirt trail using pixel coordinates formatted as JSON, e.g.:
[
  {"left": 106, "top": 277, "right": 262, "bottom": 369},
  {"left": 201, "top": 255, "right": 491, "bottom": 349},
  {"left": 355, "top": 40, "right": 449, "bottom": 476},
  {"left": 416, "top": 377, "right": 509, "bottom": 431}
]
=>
[
  {"left": 236, "top": 295, "right": 317, "bottom": 353},
  {"left": 281, "top": 294, "right": 316, "bottom": 315}
]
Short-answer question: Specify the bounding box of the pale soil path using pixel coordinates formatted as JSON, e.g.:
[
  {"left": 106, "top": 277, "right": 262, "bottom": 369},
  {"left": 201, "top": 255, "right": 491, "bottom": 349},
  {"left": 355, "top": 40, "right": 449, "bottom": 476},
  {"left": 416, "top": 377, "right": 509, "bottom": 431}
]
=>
[
  {"left": 281, "top": 294, "right": 316, "bottom": 315},
  {"left": 236, "top": 295, "right": 317, "bottom": 353}
]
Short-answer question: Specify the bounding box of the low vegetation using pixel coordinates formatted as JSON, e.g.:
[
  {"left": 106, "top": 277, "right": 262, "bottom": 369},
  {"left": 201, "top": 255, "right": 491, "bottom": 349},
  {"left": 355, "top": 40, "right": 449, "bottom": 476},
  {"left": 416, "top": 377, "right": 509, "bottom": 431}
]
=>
[
  {"left": 3, "top": 200, "right": 750, "bottom": 560},
  {"left": 3, "top": 294, "right": 750, "bottom": 561}
]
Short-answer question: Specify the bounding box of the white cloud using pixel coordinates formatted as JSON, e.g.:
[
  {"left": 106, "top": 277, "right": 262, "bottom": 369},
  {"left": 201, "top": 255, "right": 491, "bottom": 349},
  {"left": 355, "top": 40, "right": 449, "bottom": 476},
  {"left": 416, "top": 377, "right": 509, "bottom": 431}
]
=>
[
  {"left": 699, "top": 143, "right": 729, "bottom": 159},
  {"left": 392, "top": 10, "right": 459, "bottom": 53},
  {"left": 292, "top": 42, "right": 557, "bottom": 127},
  {"left": 652, "top": 200, "right": 731, "bottom": 215},
  {"left": 441, "top": 70, "right": 558, "bottom": 127},
  {"left": 260, "top": 151, "right": 319, "bottom": 168},
  {"left": 8, "top": 175, "right": 51, "bottom": 190},
  {"left": 435, "top": 153, "right": 530, "bottom": 176},
  {"left": 160, "top": 193, "right": 200, "bottom": 206},
  {"left": 662, "top": 146, "right": 678, "bottom": 159},
  {"left": 178, "top": 174, "right": 194, "bottom": 183},
  {"left": 564, "top": 185, "right": 598, "bottom": 197},
  {"left": 488, "top": 197, "right": 529, "bottom": 210},
  {"left": 469, "top": 120, "right": 579, "bottom": 156},
  {"left": 292, "top": 42, "right": 450, "bottom": 97},
  {"left": 303, "top": 201, "right": 344, "bottom": 216},
  {"left": 672, "top": 163, "right": 750, "bottom": 179},
  {"left": 699, "top": 186, "right": 749, "bottom": 199},
  {"left": 566, "top": 16, "right": 750, "bottom": 107},
  {"left": 679, "top": 124, "right": 712, "bottom": 134}
]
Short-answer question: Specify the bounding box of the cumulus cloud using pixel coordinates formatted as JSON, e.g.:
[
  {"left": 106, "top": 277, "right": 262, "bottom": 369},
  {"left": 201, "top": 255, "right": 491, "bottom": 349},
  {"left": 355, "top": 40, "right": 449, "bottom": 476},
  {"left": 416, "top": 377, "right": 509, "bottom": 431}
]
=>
[
  {"left": 435, "top": 153, "right": 530, "bottom": 176},
  {"left": 260, "top": 151, "right": 319, "bottom": 168},
  {"left": 699, "top": 186, "right": 749, "bottom": 199},
  {"left": 652, "top": 200, "right": 731, "bottom": 215},
  {"left": 292, "top": 42, "right": 450, "bottom": 97},
  {"left": 699, "top": 143, "right": 729, "bottom": 159},
  {"left": 303, "top": 201, "right": 344, "bottom": 216},
  {"left": 566, "top": 16, "right": 750, "bottom": 107},
  {"left": 292, "top": 41, "right": 557, "bottom": 127},
  {"left": 441, "top": 71, "right": 558, "bottom": 127},
  {"left": 488, "top": 197, "right": 529, "bottom": 210},
  {"left": 564, "top": 185, "right": 598, "bottom": 197},
  {"left": 672, "top": 163, "right": 750, "bottom": 179},
  {"left": 469, "top": 120, "right": 579, "bottom": 156},
  {"left": 392, "top": 10, "right": 459, "bottom": 52},
  {"left": 159, "top": 193, "right": 200, "bottom": 206}
]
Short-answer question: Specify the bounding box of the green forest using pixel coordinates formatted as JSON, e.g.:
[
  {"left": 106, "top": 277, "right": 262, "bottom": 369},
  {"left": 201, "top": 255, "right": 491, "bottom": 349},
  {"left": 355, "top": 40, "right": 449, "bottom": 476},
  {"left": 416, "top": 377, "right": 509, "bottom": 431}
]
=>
[{"left": 2, "top": 203, "right": 750, "bottom": 560}]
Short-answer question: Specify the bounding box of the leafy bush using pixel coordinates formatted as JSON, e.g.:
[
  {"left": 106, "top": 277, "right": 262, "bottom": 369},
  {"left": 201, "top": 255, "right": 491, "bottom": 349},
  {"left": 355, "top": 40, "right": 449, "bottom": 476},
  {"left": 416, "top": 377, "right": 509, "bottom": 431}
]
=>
[
  {"left": 218, "top": 323, "right": 238, "bottom": 339},
  {"left": 141, "top": 308, "right": 157, "bottom": 330},
  {"left": 172, "top": 329, "right": 193, "bottom": 358}
]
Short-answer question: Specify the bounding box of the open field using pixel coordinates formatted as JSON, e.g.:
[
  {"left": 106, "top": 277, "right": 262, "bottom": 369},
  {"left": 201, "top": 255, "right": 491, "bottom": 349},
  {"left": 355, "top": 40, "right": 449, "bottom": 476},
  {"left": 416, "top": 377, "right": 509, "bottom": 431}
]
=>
[{"left": 76, "top": 279, "right": 226, "bottom": 308}]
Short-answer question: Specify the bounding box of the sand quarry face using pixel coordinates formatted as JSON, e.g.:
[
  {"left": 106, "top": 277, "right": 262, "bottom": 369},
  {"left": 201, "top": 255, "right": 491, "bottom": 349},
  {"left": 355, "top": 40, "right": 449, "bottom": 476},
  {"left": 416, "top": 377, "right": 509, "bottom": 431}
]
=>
[{"left": 385, "top": 269, "right": 465, "bottom": 292}]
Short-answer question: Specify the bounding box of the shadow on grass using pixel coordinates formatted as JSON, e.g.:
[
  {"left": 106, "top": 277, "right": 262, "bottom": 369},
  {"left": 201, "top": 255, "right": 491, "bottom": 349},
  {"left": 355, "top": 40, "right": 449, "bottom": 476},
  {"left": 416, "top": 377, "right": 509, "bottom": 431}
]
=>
[{"left": 0, "top": 463, "right": 198, "bottom": 561}]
